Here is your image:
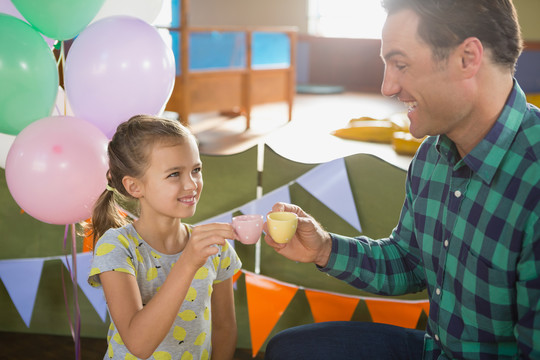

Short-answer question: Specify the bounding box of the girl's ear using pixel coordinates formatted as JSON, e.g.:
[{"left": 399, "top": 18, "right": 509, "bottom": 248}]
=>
[{"left": 122, "top": 176, "right": 143, "bottom": 199}]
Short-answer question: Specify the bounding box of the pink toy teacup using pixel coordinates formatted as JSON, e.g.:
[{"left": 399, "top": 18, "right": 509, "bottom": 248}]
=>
[{"left": 232, "top": 214, "right": 264, "bottom": 244}]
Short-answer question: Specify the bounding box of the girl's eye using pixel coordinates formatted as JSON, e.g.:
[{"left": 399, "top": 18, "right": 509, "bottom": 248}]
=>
[
  {"left": 193, "top": 167, "right": 202, "bottom": 174},
  {"left": 167, "top": 172, "right": 180, "bottom": 178}
]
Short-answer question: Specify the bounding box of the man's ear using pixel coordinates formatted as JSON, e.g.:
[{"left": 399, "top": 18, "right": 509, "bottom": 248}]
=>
[
  {"left": 122, "top": 176, "right": 143, "bottom": 199},
  {"left": 459, "top": 37, "right": 483, "bottom": 78}
]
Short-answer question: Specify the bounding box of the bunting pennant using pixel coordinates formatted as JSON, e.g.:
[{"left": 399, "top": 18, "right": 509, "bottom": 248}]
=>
[
  {"left": 0, "top": 258, "right": 44, "bottom": 327},
  {"left": 364, "top": 298, "right": 427, "bottom": 329},
  {"left": 421, "top": 301, "right": 430, "bottom": 317},
  {"left": 305, "top": 288, "right": 360, "bottom": 323},
  {"left": 245, "top": 271, "right": 298, "bottom": 357},
  {"left": 296, "top": 158, "right": 362, "bottom": 231},
  {"left": 61, "top": 252, "right": 108, "bottom": 322},
  {"left": 240, "top": 186, "right": 291, "bottom": 216}
]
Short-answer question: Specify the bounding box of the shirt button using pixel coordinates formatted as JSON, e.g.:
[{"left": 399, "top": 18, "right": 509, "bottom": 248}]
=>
[
  {"left": 435, "top": 334, "right": 440, "bottom": 341},
  {"left": 444, "top": 240, "right": 449, "bottom": 247},
  {"left": 436, "top": 288, "right": 441, "bottom": 295},
  {"left": 454, "top": 190, "right": 462, "bottom": 198}
]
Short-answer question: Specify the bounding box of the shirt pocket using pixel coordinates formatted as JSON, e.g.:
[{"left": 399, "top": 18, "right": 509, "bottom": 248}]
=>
[{"left": 456, "top": 244, "right": 516, "bottom": 342}]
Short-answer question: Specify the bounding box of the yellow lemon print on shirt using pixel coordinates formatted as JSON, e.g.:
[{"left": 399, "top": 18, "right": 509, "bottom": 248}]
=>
[
  {"left": 127, "top": 234, "right": 139, "bottom": 246},
  {"left": 113, "top": 332, "right": 124, "bottom": 345},
  {"left": 185, "top": 287, "right": 197, "bottom": 302},
  {"left": 117, "top": 235, "right": 130, "bottom": 249},
  {"left": 107, "top": 345, "right": 114, "bottom": 358},
  {"left": 222, "top": 241, "right": 229, "bottom": 252},
  {"left": 203, "top": 306, "right": 210, "bottom": 320},
  {"left": 194, "top": 267, "right": 208, "bottom": 280},
  {"left": 208, "top": 284, "right": 213, "bottom": 296},
  {"left": 134, "top": 247, "right": 143, "bottom": 263},
  {"left": 153, "top": 351, "right": 172, "bottom": 360},
  {"left": 201, "top": 349, "right": 209, "bottom": 360},
  {"left": 126, "top": 256, "right": 135, "bottom": 271},
  {"left": 180, "top": 351, "right": 193, "bottom": 360},
  {"left": 96, "top": 243, "right": 116, "bottom": 256},
  {"left": 147, "top": 267, "right": 158, "bottom": 281},
  {"left": 173, "top": 326, "right": 187, "bottom": 344},
  {"left": 178, "top": 309, "right": 197, "bottom": 321},
  {"left": 151, "top": 250, "right": 161, "bottom": 259},
  {"left": 194, "top": 332, "right": 206, "bottom": 346},
  {"left": 212, "top": 256, "right": 220, "bottom": 270},
  {"left": 125, "top": 354, "right": 138, "bottom": 360},
  {"left": 221, "top": 256, "right": 231, "bottom": 270}
]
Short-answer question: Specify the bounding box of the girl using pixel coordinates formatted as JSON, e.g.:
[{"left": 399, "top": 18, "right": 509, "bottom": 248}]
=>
[{"left": 87, "top": 115, "right": 242, "bottom": 360}]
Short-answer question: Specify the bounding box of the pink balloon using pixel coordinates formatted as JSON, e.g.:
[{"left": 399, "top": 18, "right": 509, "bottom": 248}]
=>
[
  {"left": 5, "top": 116, "right": 109, "bottom": 225},
  {"left": 64, "top": 15, "right": 175, "bottom": 138}
]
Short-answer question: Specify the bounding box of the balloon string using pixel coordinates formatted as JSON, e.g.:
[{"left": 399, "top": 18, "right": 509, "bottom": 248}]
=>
[
  {"left": 61, "top": 41, "right": 67, "bottom": 115},
  {"left": 61, "top": 225, "right": 75, "bottom": 339},
  {"left": 61, "top": 224, "right": 82, "bottom": 360},
  {"left": 54, "top": 41, "right": 67, "bottom": 116},
  {"left": 71, "top": 224, "right": 81, "bottom": 360}
]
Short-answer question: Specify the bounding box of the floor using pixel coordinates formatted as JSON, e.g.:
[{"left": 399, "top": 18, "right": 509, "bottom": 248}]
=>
[
  {"left": 0, "top": 331, "right": 264, "bottom": 360},
  {"left": 187, "top": 91, "right": 411, "bottom": 170},
  {"left": 0, "top": 91, "right": 409, "bottom": 360}
]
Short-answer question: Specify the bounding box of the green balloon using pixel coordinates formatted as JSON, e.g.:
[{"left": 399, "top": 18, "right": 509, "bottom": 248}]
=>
[
  {"left": 0, "top": 14, "right": 59, "bottom": 135},
  {"left": 12, "top": 0, "right": 106, "bottom": 41}
]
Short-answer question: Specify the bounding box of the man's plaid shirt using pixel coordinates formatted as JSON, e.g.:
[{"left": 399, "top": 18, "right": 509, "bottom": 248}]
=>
[{"left": 321, "top": 81, "right": 540, "bottom": 359}]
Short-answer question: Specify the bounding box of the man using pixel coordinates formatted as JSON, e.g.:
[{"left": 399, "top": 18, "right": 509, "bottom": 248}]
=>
[{"left": 263, "top": 0, "right": 540, "bottom": 359}]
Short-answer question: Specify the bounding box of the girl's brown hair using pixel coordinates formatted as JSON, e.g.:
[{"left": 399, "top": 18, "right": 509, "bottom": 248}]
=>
[{"left": 87, "top": 114, "right": 194, "bottom": 247}]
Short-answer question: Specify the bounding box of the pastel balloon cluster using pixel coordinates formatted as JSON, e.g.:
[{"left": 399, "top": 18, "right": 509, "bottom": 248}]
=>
[{"left": 0, "top": 0, "right": 175, "bottom": 225}]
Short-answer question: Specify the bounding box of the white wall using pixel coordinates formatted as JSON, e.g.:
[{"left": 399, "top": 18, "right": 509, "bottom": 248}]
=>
[{"left": 190, "top": 0, "right": 308, "bottom": 32}]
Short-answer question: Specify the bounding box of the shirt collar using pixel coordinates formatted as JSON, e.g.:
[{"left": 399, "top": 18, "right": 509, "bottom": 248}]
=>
[{"left": 436, "top": 80, "right": 527, "bottom": 184}]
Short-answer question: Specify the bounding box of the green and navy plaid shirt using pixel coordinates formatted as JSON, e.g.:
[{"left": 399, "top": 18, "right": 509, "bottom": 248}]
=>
[{"left": 321, "top": 81, "right": 540, "bottom": 359}]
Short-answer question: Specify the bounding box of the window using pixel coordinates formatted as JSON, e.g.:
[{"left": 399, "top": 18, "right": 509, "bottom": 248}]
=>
[{"left": 308, "top": 0, "right": 387, "bottom": 39}]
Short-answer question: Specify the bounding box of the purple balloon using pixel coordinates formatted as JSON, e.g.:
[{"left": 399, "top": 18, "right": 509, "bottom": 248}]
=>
[
  {"left": 5, "top": 116, "right": 109, "bottom": 225},
  {"left": 64, "top": 15, "right": 175, "bottom": 138}
]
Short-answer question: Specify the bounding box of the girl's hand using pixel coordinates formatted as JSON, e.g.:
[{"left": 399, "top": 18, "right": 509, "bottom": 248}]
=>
[
  {"left": 180, "top": 223, "right": 236, "bottom": 270},
  {"left": 263, "top": 202, "right": 332, "bottom": 267}
]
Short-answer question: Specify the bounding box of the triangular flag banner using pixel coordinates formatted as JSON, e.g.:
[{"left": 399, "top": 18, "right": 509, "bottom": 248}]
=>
[
  {"left": 297, "top": 158, "right": 361, "bottom": 231},
  {"left": 421, "top": 301, "right": 430, "bottom": 317},
  {"left": 364, "top": 298, "right": 427, "bottom": 329},
  {"left": 0, "top": 258, "right": 44, "bottom": 327},
  {"left": 245, "top": 272, "right": 298, "bottom": 357},
  {"left": 240, "top": 186, "right": 291, "bottom": 216},
  {"left": 62, "top": 252, "right": 108, "bottom": 322},
  {"left": 305, "top": 289, "right": 360, "bottom": 323},
  {"left": 232, "top": 270, "right": 243, "bottom": 284}
]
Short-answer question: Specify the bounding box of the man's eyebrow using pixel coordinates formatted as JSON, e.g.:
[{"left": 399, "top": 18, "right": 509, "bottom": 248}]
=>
[{"left": 381, "top": 50, "right": 407, "bottom": 62}]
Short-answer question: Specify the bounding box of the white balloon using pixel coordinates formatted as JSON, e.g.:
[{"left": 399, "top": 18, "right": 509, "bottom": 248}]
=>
[
  {"left": 0, "top": 132, "right": 16, "bottom": 169},
  {"left": 91, "top": 0, "right": 164, "bottom": 25}
]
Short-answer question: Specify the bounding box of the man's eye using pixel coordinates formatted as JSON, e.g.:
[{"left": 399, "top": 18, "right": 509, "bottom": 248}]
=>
[{"left": 396, "top": 63, "right": 407, "bottom": 71}]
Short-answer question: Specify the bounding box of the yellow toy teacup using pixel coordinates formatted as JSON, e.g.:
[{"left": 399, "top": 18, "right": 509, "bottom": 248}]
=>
[{"left": 266, "top": 212, "right": 298, "bottom": 244}]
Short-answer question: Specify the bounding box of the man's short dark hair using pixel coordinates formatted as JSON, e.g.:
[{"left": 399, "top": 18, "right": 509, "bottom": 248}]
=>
[{"left": 381, "top": 0, "right": 523, "bottom": 71}]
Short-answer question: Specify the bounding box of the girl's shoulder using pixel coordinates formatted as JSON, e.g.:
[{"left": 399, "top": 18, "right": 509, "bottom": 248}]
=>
[{"left": 97, "top": 223, "right": 140, "bottom": 249}]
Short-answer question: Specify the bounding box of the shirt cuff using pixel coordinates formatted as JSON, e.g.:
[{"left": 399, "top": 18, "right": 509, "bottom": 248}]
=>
[{"left": 315, "top": 233, "right": 343, "bottom": 273}]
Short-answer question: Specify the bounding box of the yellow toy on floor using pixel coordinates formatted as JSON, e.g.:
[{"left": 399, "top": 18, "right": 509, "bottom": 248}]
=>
[{"left": 331, "top": 113, "right": 426, "bottom": 156}]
